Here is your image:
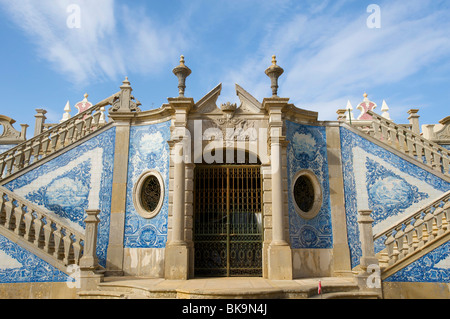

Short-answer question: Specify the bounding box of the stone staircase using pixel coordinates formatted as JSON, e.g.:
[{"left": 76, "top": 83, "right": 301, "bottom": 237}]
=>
[
  {"left": 78, "top": 276, "right": 380, "bottom": 299},
  {"left": 0, "top": 93, "right": 120, "bottom": 276},
  {"left": 0, "top": 184, "right": 87, "bottom": 274},
  {"left": 0, "top": 93, "right": 116, "bottom": 183},
  {"left": 350, "top": 110, "right": 450, "bottom": 179},
  {"left": 374, "top": 191, "right": 450, "bottom": 280}
]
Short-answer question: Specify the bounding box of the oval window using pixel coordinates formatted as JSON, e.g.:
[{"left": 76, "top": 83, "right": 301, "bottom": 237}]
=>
[
  {"left": 133, "top": 170, "right": 165, "bottom": 219},
  {"left": 293, "top": 175, "right": 315, "bottom": 212},
  {"left": 141, "top": 175, "right": 161, "bottom": 212},
  {"left": 292, "top": 170, "right": 322, "bottom": 219}
]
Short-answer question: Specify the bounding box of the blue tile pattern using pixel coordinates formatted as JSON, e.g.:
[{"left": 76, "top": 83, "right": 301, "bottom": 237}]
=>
[
  {"left": 0, "top": 236, "right": 70, "bottom": 283},
  {"left": 124, "top": 122, "right": 171, "bottom": 248},
  {"left": 4, "top": 127, "right": 116, "bottom": 271},
  {"left": 286, "top": 121, "right": 332, "bottom": 248},
  {"left": 340, "top": 127, "right": 450, "bottom": 270},
  {"left": 384, "top": 241, "right": 450, "bottom": 282}
]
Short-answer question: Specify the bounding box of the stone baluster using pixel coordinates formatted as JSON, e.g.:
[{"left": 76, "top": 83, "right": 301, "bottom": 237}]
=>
[
  {"left": 72, "top": 237, "right": 83, "bottom": 265},
  {"left": 66, "top": 123, "right": 76, "bottom": 145},
  {"left": 22, "top": 142, "right": 33, "bottom": 169},
  {"left": 414, "top": 137, "right": 424, "bottom": 163},
  {"left": 3, "top": 199, "right": 15, "bottom": 230},
  {"left": 371, "top": 121, "right": 382, "bottom": 140},
  {"left": 443, "top": 201, "right": 450, "bottom": 231},
  {"left": 405, "top": 131, "right": 415, "bottom": 156},
  {"left": 403, "top": 222, "right": 416, "bottom": 255},
  {"left": 63, "top": 230, "right": 74, "bottom": 265},
  {"left": 0, "top": 192, "right": 6, "bottom": 224},
  {"left": 31, "top": 142, "right": 41, "bottom": 164},
  {"left": 13, "top": 203, "right": 26, "bottom": 236},
  {"left": 43, "top": 219, "right": 54, "bottom": 253},
  {"left": 394, "top": 226, "right": 406, "bottom": 260},
  {"left": 53, "top": 224, "right": 63, "bottom": 259},
  {"left": 23, "top": 207, "right": 35, "bottom": 241},
  {"left": 443, "top": 156, "right": 450, "bottom": 175},
  {"left": 5, "top": 155, "right": 14, "bottom": 177},
  {"left": 33, "top": 212, "right": 44, "bottom": 248},
  {"left": 423, "top": 211, "right": 435, "bottom": 242},
  {"left": 423, "top": 142, "right": 433, "bottom": 167},
  {"left": 433, "top": 207, "right": 445, "bottom": 236},
  {"left": 0, "top": 157, "right": 6, "bottom": 179}
]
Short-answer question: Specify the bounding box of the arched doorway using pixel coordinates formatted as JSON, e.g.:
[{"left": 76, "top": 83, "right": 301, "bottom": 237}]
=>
[{"left": 193, "top": 152, "right": 263, "bottom": 277}]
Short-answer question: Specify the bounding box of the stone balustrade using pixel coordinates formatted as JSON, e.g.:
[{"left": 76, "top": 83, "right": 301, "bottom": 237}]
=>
[
  {"left": 374, "top": 190, "right": 450, "bottom": 267},
  {"left": 0, "top": 186, "right": 100, "bottom": 271},
  {"left": 351, "top": 110, "right": 450, "bottom": 177},
  {"left": 0, "top": 103, "right": 108, "bottom": 181}
]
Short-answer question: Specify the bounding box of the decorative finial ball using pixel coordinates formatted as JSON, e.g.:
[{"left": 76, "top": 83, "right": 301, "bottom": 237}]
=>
[
  {"left": 84, "top": 93, "right": 88, "bottom": 99},
  {"left": 363, "top": 93, "right": 368, "bottom": 98},
  {"left": 180, "top": 55, "right": 185, "bottom": 65},
  {"left": 272, "top": 55, "right": 277, "bottom": 65}
]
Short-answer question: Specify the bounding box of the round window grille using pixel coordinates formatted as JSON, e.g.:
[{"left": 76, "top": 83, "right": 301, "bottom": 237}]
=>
[
  {"left": 133, "top": 170, "right": 164, "bottom": 219},
  {"left": 292, "top": 170, "right": 322, "bottom": 219}
]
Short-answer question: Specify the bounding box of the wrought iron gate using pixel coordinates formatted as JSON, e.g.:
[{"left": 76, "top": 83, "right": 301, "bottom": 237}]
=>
[{"left": 194, "top": 165, "right": 263, "bottom": 277}]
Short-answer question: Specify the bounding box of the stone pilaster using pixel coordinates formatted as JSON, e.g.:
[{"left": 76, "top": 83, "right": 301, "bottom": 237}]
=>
[
  {"left": 164, "top": 97, "right": 194, "bottom": 280},
  {"left": 326, "top": 125, "right": 353, "bottom": 277},
  {"left": 263, "top": 97, "right": 293, "bottom": 280},
  {"left": 105, "top": 77, "right": 140, "bottom": 275}
]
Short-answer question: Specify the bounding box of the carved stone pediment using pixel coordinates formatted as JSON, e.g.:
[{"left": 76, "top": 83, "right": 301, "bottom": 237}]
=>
[
  {"left": 435, "top": 116, "right": 450, "bottom": 140},
  {"left": 0, "top": 115, "right": 26, "bottom": 144},
  {"left": 193, "top": 83, "right": 222, "bottom": 114},
  {"left": 235, "top": 84, "right": 264, "bottom": 114}
]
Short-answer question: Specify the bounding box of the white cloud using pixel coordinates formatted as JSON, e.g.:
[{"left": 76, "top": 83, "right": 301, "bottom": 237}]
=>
[
  {"left": 219, "top": 0, "right": 450, "bottom": 120},
  {"left": 0, "top": 0, "right": 185, "bottom": 85}
]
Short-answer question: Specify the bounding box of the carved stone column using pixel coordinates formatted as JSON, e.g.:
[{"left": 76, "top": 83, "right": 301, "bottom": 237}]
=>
[
  {"left": 263, "top": 56, "right": 293, "bottom": 280},
  {"left": 164, "top": 98, "right": 194, "bottom": 280},
  {"left": 263, "top": 97, "right": 293, "bottom": 280},
  {"left": 164, "top": 57, "right": 194, "bottom": 280}
]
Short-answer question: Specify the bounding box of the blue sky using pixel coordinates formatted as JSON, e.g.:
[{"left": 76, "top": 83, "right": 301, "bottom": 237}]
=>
[{"left": 1, "top": 0, "right": 450, "bottom": 136}]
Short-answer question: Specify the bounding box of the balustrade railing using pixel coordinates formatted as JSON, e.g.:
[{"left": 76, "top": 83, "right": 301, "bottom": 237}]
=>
[
  {"left": 0, "top": 186, "right": 86, "bottom": 268},
  {"left": 0, "top": 103, "right": 109, "bottom": 180},
  {"left": 374, "top": 191, "right": 450, "bottom": 267},
  {"left": 350, "top": 110, "right": 450, "bottom": 177}
]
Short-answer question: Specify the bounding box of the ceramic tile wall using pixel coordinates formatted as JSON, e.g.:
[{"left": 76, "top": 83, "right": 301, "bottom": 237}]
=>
[
  {"left": 340, "top": 127, "right": 450, "bottom": 281},
  {"left": 0, "top": 127, "right": 116, "bottom": 282},
  {"left": 286, "top": 121, "right": 333, "bottom": 249},
  {"left": 124, "top": 122, "right": 171, "bottom": 248}
]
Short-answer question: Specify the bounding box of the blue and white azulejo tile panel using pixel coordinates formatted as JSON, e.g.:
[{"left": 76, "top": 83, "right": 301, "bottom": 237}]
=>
[
  {"left": 286, "top": 121, "right": 333, "bottom": 249},
  {"left": 340, "top": 127, "right": 450, "bottom": 270},
  {"left": 0, "top": 235, "right": 70, "bottom": 283},
  {"left": 3, "top": 127, "right": 116, "bottom": 270},
  {"left": 384, "top": 241, "right": 450, "bottom": 282},
  {"left": 124, "top": 122, "right": 171, "bottom": 248}
]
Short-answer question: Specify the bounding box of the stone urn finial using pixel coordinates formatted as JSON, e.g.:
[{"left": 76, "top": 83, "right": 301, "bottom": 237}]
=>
[
  {"left": 265, "top": 55, "right": 284, "bottom": 97},
  {"left": 172, "top": 55, "right": 192, "bottom": 97}
]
